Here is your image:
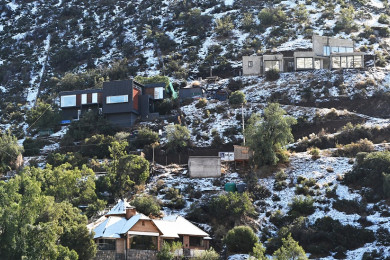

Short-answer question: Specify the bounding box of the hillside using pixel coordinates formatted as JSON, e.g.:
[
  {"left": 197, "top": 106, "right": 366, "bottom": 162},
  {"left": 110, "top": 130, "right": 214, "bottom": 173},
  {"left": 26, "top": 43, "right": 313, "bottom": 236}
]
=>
[{"left": 2, "top": 0, "right": 390, "bottom": 259}]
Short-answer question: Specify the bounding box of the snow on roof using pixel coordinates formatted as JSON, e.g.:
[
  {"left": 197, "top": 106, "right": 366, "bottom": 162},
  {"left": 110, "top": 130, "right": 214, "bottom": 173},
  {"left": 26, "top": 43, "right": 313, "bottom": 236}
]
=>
[
  {"left": 153, "top": 215, "right": 209, "bottom": 238},
  {"left": 92, "top": 213, "right": 151, "bottom": 239},
  {"left": 105, "top": 199, "right": 133, "bottom": 216},
  {"left": 93, "top": 216, "right": 127, "bottom": 239}
]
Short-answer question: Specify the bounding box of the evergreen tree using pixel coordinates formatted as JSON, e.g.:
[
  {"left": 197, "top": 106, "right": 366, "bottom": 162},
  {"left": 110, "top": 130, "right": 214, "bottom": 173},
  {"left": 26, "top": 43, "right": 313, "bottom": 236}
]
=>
[
  {"left": 245, "top": 103, "right": 296, "bottom": 166},
  {"left": 0, "top": 130, "right": 23, "bottom": 174},
  {"left": 273, "top": 234, "right": 308, "bottom": 260},
  {"left": 166, "top": 124, "right": 190, "bottom": 153},
  {"left": 224, "top": 226, "right": 259, "bottom": 254}
]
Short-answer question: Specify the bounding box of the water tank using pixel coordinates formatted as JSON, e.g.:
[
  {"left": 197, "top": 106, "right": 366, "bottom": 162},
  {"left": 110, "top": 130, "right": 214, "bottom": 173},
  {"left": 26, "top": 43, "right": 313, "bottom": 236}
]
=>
[
  {"left": 224, "top": 183, "right": 237, "bottom": 192},
  {"left": 236, "top": 183, "right": 247, "bottom": 193}
]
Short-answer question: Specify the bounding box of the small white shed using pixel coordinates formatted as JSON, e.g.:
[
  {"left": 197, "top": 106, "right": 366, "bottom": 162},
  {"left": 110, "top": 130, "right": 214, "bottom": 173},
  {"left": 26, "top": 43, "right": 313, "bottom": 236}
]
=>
[{"left": 188, "top": 156, "right": 221, "bottom": 178}]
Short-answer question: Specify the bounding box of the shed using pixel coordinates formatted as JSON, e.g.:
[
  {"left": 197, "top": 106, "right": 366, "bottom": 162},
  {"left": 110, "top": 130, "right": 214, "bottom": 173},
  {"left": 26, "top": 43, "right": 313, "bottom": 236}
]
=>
[
  {"left": 233, "top": 145, "right": 253, "bottom": 161},
  {"left": 188, "top": 156, "right": 221, "bottom": 178}
]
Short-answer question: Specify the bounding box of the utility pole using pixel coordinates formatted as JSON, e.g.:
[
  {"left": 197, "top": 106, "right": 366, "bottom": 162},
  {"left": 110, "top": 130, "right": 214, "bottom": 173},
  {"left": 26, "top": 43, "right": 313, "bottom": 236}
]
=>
[{"left": 242, "top": 103, "right": 245, "bottom": 146}]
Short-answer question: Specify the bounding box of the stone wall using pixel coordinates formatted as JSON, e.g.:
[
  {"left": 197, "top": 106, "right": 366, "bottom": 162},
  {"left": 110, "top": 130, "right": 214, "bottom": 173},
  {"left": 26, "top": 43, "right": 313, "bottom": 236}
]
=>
[
  {"left": 127, "top": 249, "right": 157, "bottom": 260},
  {"left": 95, "top": 250, "right": 124, "bottom": 260}
]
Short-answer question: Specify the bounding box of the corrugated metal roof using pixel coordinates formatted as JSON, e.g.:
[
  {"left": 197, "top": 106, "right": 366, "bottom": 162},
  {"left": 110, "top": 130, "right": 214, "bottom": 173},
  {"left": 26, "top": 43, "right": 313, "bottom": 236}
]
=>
[
  {"left": 153, "top": 216, "right": 209, "bottom": 238},
  {"left": 105, "top": 199, "right": 133, "bottom": 216}
]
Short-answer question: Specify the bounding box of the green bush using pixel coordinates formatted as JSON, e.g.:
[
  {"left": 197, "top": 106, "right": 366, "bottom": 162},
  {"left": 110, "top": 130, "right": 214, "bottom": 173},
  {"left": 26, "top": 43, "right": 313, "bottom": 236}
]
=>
[
  {"left": 195, "top": 98, "right": 208, "bottom": 108},
  {"left": 23, "top": 138, "right": 48, "bottom": 156},
  {"left": 132, "top": 127, "right": 159, "bottom": 149},
  {"left": 258, "top": 7, "right": 287, "bottom": 27},
  {"left": 229, "top": 91, "right": 246, "bottom": 107},
  {"left": 224, "top": 226, "right": 259, "bottom": 254},
  {"left": 46, "top": 152, "right": 88, "bottom": 168},
  {"left": 208, "top": 192, "right": 257, "bottom": 227},
  {"left": 215, "top": 15, "right": 235, "bottom": 37},
  {"left": 81, "top": 134, "right": 115, "bottom": 158},
  {"left": 288, "top": 196, "right": 315, "bottom": 218},
  {"left": 131, "top": 195, "right": 161, "bottom": 217},
  {"left": 265, "top": 68, "right": 280, "bottom": 81},
  {"left": 333, "top": 138, "right": 374, "bottom": 157},
  {"left": 378, "top": 13, "right": 390, "bottom": 24},
  {"left": 344, "top": 151, "right": 390, "bottom": 201},
  {"left": 194, "top": 248, "right": 219, "bottom": 260}
]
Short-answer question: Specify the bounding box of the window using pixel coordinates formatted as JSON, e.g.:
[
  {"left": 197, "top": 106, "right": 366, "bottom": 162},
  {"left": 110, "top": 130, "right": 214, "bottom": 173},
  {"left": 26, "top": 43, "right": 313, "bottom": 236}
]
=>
[
  {"left": 189, "top": 237, "right": 203, "bottom": 247},
  {"left": 332, "top": 57, "right": 340, "bottom": 68},
  {"left": 354, "top": 56, "right": 363, "bottom": 67},
  {"left": 154, "top": 87, "right": 164, "bottom": 99},
  {"left": 97, "top": 239, "right": 116, "bottom": 250},
  {"left": 314, "top": 59, "right": 321, "bottom": 69},
  {"left": 296, "top": 58, "right": 313, "bottom": 69},
  {"left": 339, "top": 47, "right": 346, "bottom": 53},
  {"left": 264, "top": 60, "right": 280, "bottom": 71},
  {"left": 106, "top": 95, "right": 128, "bottom": 104},
  {"left": 323, "top": 46, "right": 330, "bottom": 56},
  {"left": 81, "top": 94, "right": 87, "bottom": 104},
  {"left": 346, "top": 47, "right": 354, "bottom": 53},
  {"left": 332, "top": 56, "right": 363, "bottom": 69},
  {"left": 248, "top": 61, "right": 253, "bottom": 67},
  {"left": 61, "top": 95, "right": 76, "bottom": 107},
  {"left": 92, "top": 93, "right": 98, "bottom": 103},
  {"left": 331, "top": 46, "right": 339, "bottom": 53},
  {"left": 347, "top": 56, "right": 354, "bottom": 68},
  {"left": 340, "top": 56, "right": 347, "bottom": 68}
]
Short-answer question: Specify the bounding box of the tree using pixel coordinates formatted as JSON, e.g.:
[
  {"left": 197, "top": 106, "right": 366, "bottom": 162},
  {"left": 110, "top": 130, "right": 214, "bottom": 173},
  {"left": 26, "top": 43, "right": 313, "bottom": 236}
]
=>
[
  {"left": 26, "top": 100, "right": 60, "bottom": 132},
  {"left": 294, "top": 4, "right": 309, "bottom": 24},
  {"left": 133, "top": 127, "right": 159, "bottom": 149},
  {"left": 272, "top": 234, "right": 308, "bottom": 260},
  {"left": 252, "top": 242, "right": 267, "bottom": 260},
  {"left": 0, "top": 130, "right": 23, "bottom": 174},
  {"left": 334, "top": 5, "right": 356, "bottom": 33},
  {"left": 229, "top": 91, "right": 246, "bottom": 107},
  {"left": 215, "top": 15, "right": 235, "bottom": 37},
  {"left": 24, "top": 164, "right": 105, "bottom": 218},
  {"left": 208, "top": 192, "right": 257, "bottom": 227},
  {"left": 166, "top": 124, "right": 190, "bottom": 153},
  {"left": 81, "top": 134, "right": 116, "bottom": 158},
  {"left": 224, "top": 226, "right": 259, "bottom": 254},
  {"left": 0, "top": 171, "right": 96, "bottom": 259},
  {"left": 132, "top": 195, "right": 161, "bottom": 217},
  {"left": 241, "top": 12, "right": 255, "bottom": 31},
  {"left": 106, "top": 141, "right": 149, "bottom": 198},
  {"left": 245, "top": 103, "right": 296, "bottom": 166}
]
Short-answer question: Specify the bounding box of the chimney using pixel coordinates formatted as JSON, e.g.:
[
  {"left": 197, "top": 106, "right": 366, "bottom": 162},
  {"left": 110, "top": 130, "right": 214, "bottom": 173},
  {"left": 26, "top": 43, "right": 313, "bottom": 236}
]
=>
[{"left": 125, "top": 207, "right": 137, "bottom": 220}]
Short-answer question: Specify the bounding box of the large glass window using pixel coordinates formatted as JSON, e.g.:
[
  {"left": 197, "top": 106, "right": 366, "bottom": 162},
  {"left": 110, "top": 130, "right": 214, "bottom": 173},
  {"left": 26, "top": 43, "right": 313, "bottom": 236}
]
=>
[
  {"left": 314, "top": 59, "right": 321, "bottom": 69},
  {"left": 346, "top": 47, "right": 353, "bottom": 53},
  {"left": 61, "top": 95, "right": 76, "bottom": 107},
  {"left": 332, "top": 57, "right": 341, "bottom": 68},
  {"left": 106, "top": 95, "right": 128, "bottom": 104},
  {"left": 339, "top": 47, "right": 346, "bottom": 53},
  {"left": 347, "top": 56, "right": 354, "bottom": 68},
  {"left": 354, "top": 56, "right": 363, "bottom": 67},
  {"left": 296, "top": 58, "right": 313, "bottom": 69},
  {"left": 323, "top": 46, "right": 330, "bottom": 56},
  {"left": 92, "top": 93, "right": 98, "bottom": 103},
  {"left": 332, "top": 56, "right": 363, "bottom": 68},
  {"left": 340, "top": 56, "right": 347, "bottom": 68},
  {"left": 264, "top": 60, "right": 280, "bottom": 71},
  {"left": 81, "top": 94, "right": 87, "bottom": 104},
  {"left": 331, "top": 46, "right": 339, "bottom": 53}
]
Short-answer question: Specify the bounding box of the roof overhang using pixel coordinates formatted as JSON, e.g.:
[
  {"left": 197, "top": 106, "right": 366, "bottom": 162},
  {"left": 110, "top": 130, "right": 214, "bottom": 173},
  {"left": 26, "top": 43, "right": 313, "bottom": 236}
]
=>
[{"left": 128, "top": 231, "right": 159, "bottom": 237}]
